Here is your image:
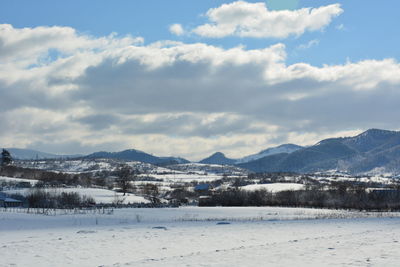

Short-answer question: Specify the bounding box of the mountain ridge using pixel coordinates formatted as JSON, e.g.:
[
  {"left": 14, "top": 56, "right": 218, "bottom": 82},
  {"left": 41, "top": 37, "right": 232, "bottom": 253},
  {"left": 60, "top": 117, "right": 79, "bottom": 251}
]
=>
[
  {"left": 199, "top": 152, "right": 236, "bottom": 165},
  {"left": 85, "top": 149, "right": 190, "bottom": 165},
  {"left": 4, "top": 148, "right": 82, "bottom": 160},
  {"left": 235, "top": 144, "right": 303, "bottom": 164},
  {"left": 238, "top": 129, "right": 400, "bottom": 174}
]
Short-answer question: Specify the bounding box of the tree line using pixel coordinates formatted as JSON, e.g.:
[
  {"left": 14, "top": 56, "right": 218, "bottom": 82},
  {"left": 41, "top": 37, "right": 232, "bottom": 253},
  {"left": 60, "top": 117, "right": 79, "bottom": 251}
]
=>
[{"left": 199, "top": 182, "right": 400, "bottom": 211}]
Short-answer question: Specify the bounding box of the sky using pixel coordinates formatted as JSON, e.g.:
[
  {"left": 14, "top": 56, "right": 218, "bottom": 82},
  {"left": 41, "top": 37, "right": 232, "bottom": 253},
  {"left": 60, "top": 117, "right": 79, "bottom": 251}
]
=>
[{"left": 0, "top": 0, "right": 400, "bottom": 160}]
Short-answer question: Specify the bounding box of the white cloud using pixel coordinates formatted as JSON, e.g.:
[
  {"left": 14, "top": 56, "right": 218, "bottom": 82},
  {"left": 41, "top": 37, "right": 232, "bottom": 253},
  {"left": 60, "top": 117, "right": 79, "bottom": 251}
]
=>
[
  {"left": 169, "top": 23, "right": 184, "bottom": 36},
  {"left": 191, "top": 1, "right": 343, "bottom": 38},
  {"left": 336, "top": 24, "right": 346, "bottom": 31},
  {"left": 296, "top": 39, "right": 320, "bottom": 50},
  {"left": 1, "top": 24, "right": 400, "bottom": 159}
]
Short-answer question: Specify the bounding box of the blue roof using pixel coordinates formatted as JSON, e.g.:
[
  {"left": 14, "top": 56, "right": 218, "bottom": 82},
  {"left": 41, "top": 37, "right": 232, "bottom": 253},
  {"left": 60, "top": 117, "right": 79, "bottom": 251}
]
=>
[
  {"left": 194, "top": 184, "right": 211, "bottom": 191},
  {"left": 0, "top": 192, "right": 22, "bottom": 202}
]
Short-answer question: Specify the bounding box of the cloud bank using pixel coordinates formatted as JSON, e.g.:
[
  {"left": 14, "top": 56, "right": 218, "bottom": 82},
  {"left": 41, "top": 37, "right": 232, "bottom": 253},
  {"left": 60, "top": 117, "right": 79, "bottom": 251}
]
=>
[{"left": 1, "top": 23, "right": 400, "bottom": 159}]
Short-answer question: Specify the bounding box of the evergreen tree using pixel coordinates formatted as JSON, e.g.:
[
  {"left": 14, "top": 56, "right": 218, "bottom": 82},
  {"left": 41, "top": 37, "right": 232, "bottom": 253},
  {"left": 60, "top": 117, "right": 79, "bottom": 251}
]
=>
[{"left": 1, "top": 149, "right": 12, "bottom": 166}]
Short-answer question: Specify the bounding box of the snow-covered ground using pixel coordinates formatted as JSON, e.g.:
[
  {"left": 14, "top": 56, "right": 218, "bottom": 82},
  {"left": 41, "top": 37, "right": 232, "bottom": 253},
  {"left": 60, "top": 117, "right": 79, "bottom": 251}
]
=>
[
  {"left": 1, "top": 207, "right": 400, "bottom": 266},
  {"left": 316, "top": 174, "right": 396, "bottom": 185},
  {"left": 240, "top": 183, "right": 305, "bottom": 192},
  {"left": 0, "top": 176, "right": 38, "bottom": 185},
  {"left": 149, "top": 173, "right": 224, "bottom": 182}
]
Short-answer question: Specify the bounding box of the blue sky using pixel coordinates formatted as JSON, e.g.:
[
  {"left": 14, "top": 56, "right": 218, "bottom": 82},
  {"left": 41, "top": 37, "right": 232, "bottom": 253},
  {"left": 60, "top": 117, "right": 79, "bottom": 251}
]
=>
[{"left": 1, "top": 1, "right": 400, "bottom": 159}]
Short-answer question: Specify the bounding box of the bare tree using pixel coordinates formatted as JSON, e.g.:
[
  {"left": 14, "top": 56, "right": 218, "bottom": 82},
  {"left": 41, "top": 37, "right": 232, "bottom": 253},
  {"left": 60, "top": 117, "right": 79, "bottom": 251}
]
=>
[
  {"left": 142, "top": 183, "right": 160, "bottom": 204},
  {"left": 116, "top": 165, "right": 136, "bottom": 196},
  {"left": 112, "top": 192, "right": 125, "bottom": 206}
]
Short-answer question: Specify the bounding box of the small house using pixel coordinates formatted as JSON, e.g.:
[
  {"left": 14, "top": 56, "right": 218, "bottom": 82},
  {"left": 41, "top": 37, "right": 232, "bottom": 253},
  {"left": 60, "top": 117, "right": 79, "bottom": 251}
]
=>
[
  {"left": 0, "top": 193, "right": 22, "bottom": 208},
  {"left": 194, "top": 183, "right": 213, "bottom": 193}
]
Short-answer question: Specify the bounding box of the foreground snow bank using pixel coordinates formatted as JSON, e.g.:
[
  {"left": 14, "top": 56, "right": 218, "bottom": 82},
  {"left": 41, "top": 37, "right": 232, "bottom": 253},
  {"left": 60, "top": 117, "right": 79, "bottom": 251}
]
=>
[{"left": 0, "top": 213, "right": 399, "bottom": 266}]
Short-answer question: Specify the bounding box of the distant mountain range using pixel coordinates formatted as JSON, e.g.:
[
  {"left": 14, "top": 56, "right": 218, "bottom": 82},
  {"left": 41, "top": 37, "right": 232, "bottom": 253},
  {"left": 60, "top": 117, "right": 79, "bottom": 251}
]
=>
[
  {"left": 4, "top": 148, "right": 82, "bottom": 160},
  {"left": 5, "top": 129, "right": 400, "bottom": 175},
  {"left": 235, "top": 144, "right": 304, "bottom": 164},
  {"left": 3, "top": 148, "right": 189, "bottom": 165},
  {"left": 85, "top": 149, "right": 190, "bottom": 165},
  {"left": 237, "top": 129, "right": 400, "bottom": 174},
  {"left": 198, "top": 144, "right": 303, "bottom": 165},
  {"left": 199, "top": 152, "right": 237, "bottom": 165}
]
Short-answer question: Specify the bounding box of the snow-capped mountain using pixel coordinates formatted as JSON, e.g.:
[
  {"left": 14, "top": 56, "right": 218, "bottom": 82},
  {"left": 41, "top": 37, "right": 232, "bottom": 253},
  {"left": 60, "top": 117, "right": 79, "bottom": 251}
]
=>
[
  {"left": 235, "top": 144, "right": 303, "bottom": 164},
  {"left": 237, "top": 129, "right": 400, "bottom": 175}
]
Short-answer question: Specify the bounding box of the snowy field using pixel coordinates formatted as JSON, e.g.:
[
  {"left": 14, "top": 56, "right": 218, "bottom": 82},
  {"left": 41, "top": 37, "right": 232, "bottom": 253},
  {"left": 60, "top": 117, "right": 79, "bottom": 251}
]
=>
[{"left": 1, "top": 207, "right": 400, "bottom": 266}]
